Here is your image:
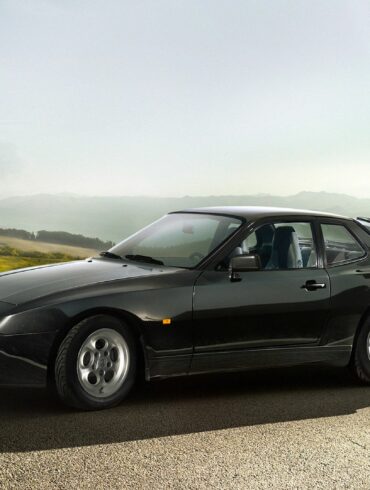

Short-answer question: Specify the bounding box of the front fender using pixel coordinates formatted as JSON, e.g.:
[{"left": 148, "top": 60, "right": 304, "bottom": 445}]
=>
[{"left": 0, "top": 271, "right": 198, "bottom": 385}]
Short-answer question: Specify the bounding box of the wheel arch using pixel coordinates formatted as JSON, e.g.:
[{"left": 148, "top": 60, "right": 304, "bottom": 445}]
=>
[
  {"left": 350, "top": 306, "right": 370, "bottom": 362},
  {"left": 47, "top": 307, "right": 148, "bottom": 386}
]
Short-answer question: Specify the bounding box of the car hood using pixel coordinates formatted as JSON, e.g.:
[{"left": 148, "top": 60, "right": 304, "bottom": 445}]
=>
[{"left": 0, "top": 258, "right": 177, "bottom": 305}]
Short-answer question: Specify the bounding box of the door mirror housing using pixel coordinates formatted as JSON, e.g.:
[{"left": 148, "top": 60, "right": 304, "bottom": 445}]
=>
[{"left": 229, "top": 254, "right": 261, "bottom": 281}]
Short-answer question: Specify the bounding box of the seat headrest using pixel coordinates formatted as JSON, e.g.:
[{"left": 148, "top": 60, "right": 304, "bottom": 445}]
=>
[
  {"left": 256, "top": 224, "right": 274, "bottom": 245},
  {"left": 272, "top": 226, "right": 296, "bottom": 249},
  {"left": 270, "top": 226, "right": 303, "bottom": 269}
]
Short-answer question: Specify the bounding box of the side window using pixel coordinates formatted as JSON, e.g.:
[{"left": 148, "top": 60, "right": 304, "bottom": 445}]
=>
[
  {"left": 236, "top": 221, "right": 317, "bottom": 270},
  {"left": 243, "top": 231, "right": 258, "bottom": 250},
  {"left": 321, "top": 224, "right": 365, "bottom": 266}
]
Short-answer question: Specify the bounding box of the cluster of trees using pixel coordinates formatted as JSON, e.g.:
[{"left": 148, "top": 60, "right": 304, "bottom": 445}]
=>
[
  {"left": 0, "top": 228, "right": 114, "bottom": 250},
  {"left": 0, "top": 228, "right": 36, "bottom": 240},
  {"left": 36, "top": 230, "right": 114, "bottom": 250}
]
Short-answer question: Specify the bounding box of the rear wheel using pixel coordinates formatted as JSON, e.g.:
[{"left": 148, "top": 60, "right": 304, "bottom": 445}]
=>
[
  {"left": 55, "top": 315, "right": 137, "bottom": 410},
  {"left": 351, "top": 316, "right": 370, "bottom": 384}
]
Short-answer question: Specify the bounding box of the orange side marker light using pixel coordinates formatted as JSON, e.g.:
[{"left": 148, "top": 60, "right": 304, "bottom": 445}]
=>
[{"left": 162, "top": 318, "right": 172, "bottom": 325}]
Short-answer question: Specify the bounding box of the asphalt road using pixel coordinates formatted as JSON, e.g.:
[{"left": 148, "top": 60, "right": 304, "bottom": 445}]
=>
[{"left": 0, "top": 366, "right": 369, "bottom": 489}]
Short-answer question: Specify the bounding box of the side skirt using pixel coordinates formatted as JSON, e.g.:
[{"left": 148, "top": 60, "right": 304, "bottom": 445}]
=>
[{"left": 149, "top": 345, "right": 352, "bottom": 380}]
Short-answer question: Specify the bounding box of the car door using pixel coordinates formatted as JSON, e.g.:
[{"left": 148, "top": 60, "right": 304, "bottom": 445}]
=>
[
  {"left": 191, "top": 219, "right": 331, "bottom": 373},
  {"left": 318, "top": 220, "right": 370, "bottom": 346}
]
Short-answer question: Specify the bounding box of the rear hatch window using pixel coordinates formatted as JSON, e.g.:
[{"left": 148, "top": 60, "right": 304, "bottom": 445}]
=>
[{"left": 356, "top": 218, "right": 370, "bottom": 234}]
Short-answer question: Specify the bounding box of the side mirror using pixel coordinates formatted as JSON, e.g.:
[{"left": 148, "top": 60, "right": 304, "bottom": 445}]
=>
[{"left": 229, "top": 254, "right": 261, "bottom": 282}]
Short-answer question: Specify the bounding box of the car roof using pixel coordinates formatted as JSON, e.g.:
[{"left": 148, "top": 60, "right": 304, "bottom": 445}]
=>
[{"left": 172, "top": 206, "right": 350, "bottom": 221}]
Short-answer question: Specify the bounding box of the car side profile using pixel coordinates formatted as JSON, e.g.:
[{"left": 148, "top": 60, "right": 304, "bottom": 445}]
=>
[{"left": 1, "top": 206, "right": 370, "bottom": 410}]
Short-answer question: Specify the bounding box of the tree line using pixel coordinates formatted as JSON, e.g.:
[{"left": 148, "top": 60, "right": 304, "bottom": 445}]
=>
[{"left": 0, "top": 228, "right": 115, "bottom": 250}]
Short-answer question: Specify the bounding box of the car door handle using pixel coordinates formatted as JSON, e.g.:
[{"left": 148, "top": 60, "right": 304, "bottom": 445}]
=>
[
  {"left": 356, "top": 269, "right": 370, "bottom": 278},
  {"left": 301, "top": 280, "right": 327, "bottom": 292}
]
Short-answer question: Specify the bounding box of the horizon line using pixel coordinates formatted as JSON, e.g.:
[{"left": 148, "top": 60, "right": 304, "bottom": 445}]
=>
[{"left": 0, "top": 190, "right": 367, "bottom": 201}]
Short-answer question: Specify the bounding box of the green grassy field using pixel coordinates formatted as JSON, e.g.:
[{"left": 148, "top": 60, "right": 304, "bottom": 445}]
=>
[
  {"left": 0, "top": 235, "right": 97, "bottom": 273},
  {"left": 0, "top": 255, "right": 74, "bottom": 273},
  {"left": 0, "top": 246, "right": 81, "bottom": 273},
  {"left": 0, "top": 235, "right": 97, "bottom": 257}
]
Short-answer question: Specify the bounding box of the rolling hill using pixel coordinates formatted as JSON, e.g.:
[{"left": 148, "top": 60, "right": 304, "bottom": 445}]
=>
[
  {"left": 0, "top": 191, "right": 369, "bottom": 243},
  {"left": 0, "top": 235, "right": 97, "bottom": 258}
]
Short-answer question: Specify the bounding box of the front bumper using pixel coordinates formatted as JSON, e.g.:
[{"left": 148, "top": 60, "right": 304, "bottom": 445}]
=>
[
  {"left": 0, "top": 331, "right": 57, "bottom": 386},
  {"left": 0, "top": 306, "right": 67, "bottom": 386},
  {"left": 0, "top": 301, "right": 15, "bottom": 316}
]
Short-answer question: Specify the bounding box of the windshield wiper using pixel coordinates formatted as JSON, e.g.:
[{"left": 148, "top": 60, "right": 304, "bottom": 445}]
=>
[
  {"left": 99, "top": 251, "right": 123, "bottom": 260},
  {"left": 125, "top": 254, "right": 164, "bottom": 265}
]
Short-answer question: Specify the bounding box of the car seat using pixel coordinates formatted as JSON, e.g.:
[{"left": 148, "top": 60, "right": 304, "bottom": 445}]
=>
[{"left": 266, "top": 226, "right": 303, "bottom": 269}]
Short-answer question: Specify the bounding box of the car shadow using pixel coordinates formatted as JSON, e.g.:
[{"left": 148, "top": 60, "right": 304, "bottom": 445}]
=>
[{"left": 0, "top": 366, "right": 369, "bottom": 453}]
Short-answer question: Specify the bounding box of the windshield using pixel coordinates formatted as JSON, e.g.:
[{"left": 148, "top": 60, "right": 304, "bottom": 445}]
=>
[{"left": 108, "top": 213, "right": 243, "bottom": 268}]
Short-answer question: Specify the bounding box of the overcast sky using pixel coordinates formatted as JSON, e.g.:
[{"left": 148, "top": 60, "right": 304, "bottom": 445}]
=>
[{"left": 1, "top": 0, "right": 370, "bottom": 198}]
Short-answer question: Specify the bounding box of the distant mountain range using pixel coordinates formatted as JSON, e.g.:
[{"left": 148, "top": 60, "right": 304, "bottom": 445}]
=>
[{"left": 0, "top": 192, "right": 369, "bottom": 243}]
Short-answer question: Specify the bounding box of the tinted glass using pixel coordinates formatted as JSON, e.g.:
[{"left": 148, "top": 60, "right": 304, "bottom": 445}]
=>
[
  {"left": 321, "top": 224, "right": 365, "bottom": 266},
  {"left": 110, "top": 213, "right": 243, "bottom": 268},
  {"left": 225, "top": 221, "right": 317, "bottom": 270},
  {"left": 357, "top": 219, "right": 370, "bottom": 234}
]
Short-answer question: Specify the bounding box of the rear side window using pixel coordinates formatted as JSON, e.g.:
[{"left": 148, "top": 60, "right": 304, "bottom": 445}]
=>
[{"left": 321, "top": 224, "right": 365, "bottom": 266}]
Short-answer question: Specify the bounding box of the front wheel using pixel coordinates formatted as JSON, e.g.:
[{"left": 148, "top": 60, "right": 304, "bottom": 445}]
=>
[
  {"left": 350, "top": 316, "right": 370, "bottom": 384},
  {"left": 55, "top": 315, "right": 137, "bottom": 410}
]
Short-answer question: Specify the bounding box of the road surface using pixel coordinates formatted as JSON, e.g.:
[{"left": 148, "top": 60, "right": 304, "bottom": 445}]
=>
[{"left": 0, "top": 366, "right": 369, "bottom": 489}]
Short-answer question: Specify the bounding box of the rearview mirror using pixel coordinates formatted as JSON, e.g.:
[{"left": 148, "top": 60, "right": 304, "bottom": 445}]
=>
[{"left": 229, "top": 254, "right": 261, "bottom": 282}]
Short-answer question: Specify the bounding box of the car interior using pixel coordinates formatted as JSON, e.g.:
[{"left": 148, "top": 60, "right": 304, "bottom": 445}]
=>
[
  {"left": 225, "top": 223, "right": 318, "bottom": 270},
  {"left": 321, "top": 224, "right": 365, "bottom": 265},
  {"left": 224, "top": 221, "right": 368, "bottom": 271}
]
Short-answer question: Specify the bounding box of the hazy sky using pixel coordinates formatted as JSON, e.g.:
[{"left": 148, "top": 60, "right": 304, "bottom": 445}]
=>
[{"left": 1, "top": 0, "right": 370, "bottom": 198}]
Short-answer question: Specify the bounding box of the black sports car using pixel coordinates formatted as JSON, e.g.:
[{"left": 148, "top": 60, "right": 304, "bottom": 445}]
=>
[{"left": 1, "top": 207, "right": 370, "bottom": 410}]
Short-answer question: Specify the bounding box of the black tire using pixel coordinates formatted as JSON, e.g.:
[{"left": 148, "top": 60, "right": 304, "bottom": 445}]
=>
[
  {"left": 350, "top": 316, "right": 370, "bottom": 384},
  {"left": 55, "top": 315, "right": 137, "bottom": 410}
]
